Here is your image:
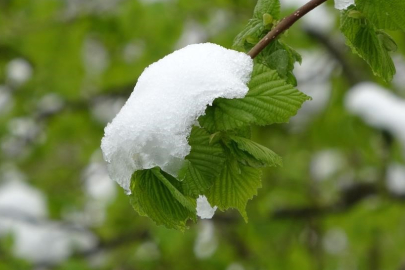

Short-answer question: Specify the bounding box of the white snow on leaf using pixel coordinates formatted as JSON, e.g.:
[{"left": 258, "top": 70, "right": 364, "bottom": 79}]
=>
[
  {"left": 334, "top": 0, "right": 354, "bottom": 10},
  {"left": 101, "top": 43, "right": 253, "bottom": 191},
  {"left": 196, "top": 195, "right": 217, "bottom": 219},
  {"left": 345, "top": 83, "right": 405, "bottom": 145}
]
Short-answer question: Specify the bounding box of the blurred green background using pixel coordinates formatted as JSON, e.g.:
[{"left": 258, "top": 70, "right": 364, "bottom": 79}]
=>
[{"left": 1, "top": 0, "right": 405, "bottom": 269}]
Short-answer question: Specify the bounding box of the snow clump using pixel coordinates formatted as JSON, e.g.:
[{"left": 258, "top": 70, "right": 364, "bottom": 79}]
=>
[
  {"left": 101, "top": 43, "right": 253, "bottom": 192},
  {"left": 196, "top": 195, "right": 217, "bottom": 219}
]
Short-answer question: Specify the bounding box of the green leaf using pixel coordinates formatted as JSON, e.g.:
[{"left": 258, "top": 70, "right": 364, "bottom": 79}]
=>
[
  {"left": 340, "top": 8, "right": 396, "bottom": 82},
  {"left": 265, "top": 49, "right": 290, "bottom": 77},
  {"left": 356, "top": 0, "right": 405, "bottom": 31},
  {"left": 255, "top": 40, "right": 301, "bottom": 85},
  {"left": 376, "top": 30, "right": 397, "bottom": 52},
  {"left": 179, "top": 127, "right": 226, "bottom": 197},
  {"left": 263, "top": 13, "right": 274, "bottom": 28},
  {"left": 253, "top": 0, "right": 280, "bottom": 20},
  {"left": 206, "top": 158, "right": 262, "bottom": 221},
  {"left": 129, "top": 168, "right": 196, "bottom": 230},
  {"left": 233, "top": 0, "right": 280, "bottom": 50},
  {"left": 199, "top": 64, "right": 310, "bottom": 132},
  {"left": 233, "top": 19, "right": 263, "bottom": 50},
  {"left": 152, "top": 169, "right": 196, "bottom": 212},
  {"left": 227, "top": 135, "right": 283, "bottom": 168}
]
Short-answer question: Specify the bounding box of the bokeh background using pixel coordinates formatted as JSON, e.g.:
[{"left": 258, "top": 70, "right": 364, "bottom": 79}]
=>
[{"left": 1, "top": 0, "right": 405, "bottom": 269}]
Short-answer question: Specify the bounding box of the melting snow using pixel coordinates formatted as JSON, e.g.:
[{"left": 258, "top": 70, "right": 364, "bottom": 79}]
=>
[
  {"left": 196, "top": 195, "right": 217, "bottom": 219},
  {"left": 101, "top": 43, "right": 253, "bottom": 191}
]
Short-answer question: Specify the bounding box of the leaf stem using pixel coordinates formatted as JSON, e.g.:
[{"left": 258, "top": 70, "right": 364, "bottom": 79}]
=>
[{"left": 247, "top": 0, "right": 330, "bottom": 58}]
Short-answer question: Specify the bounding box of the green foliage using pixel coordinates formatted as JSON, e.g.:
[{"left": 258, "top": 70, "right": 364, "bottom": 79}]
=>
[
  {"left": 232, "top": 0, "right": 301, "bottom": 85},
  {"left": 130, "top": 168, "right": 196, "bottom": 231},
  {"left": 4, "top": 0, "right": 405, "bottom": 268},
  {"left": 199, "top": 64, "right": 310, "bottom": 132},
  {"left": 226, "top": 135, "right": 283, "bottom": 168},
  {"left": 356, "top": 0, "right": 405, "bottom": 31},
  {"left": 253, "top": 0, "right": 280, "bottom": 21},
  {"left": 126, "top": 0, "right": 313, "bottom": 230},
  {"left": 129, "top": 64, "right": 308, "bottom": 229},
  {"left": 233, "top": 0, "right": 281, "bottom": 50},
  {"left": 206, "top": 158, "right": 262, "bottom": 221},
  {"left": 179, "top": 127, "right": 226, "bottom": 197},
  {"left": 340, "top": 7, "right": 396, "bottom": 82}
]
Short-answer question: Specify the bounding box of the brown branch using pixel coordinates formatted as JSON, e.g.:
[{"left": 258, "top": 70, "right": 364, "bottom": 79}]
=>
[{"left": 248, "top": 0, "right": 330, "bottom": 59}]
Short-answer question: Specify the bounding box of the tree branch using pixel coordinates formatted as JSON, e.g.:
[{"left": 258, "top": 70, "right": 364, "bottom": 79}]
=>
[{"left": 248, "top": 0, "right": 330, "bottom": 59}]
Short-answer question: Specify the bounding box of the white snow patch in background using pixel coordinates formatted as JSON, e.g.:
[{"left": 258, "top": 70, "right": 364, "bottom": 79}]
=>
[
  {"left": 194, "top": 220, "right": 217, "bottom": 259},
  {"left": 387, "top": 163, "right": 405, "bottom": 196},
  {"left": 196, "top": 195, "right": 217, "bottom": 219},
  {"left": 175, "top": 21, "right": 208, "bottom": 49},
  {"left": 0, "top": 180, "right": 47, "bottom": 219},
  {"left": 310, "top": 149, "right": 345, "bottom": 181},
  {"left": 64, "top": 151, "right": 117, "bottom": 227},
  {"left": 139, "top": 0, "right": 172, "bottom": 3},
  {"left": 0, "top": 165, "right": 97, "bottom": 263},
  {"left": 290, "top": 50, "right": 334, "bottom": 131},
  {"left": 322, "top": 228, "right": 348, "bottom": 254},
  {"left": 207, "top": 9, "right": 232, "bottom": 36},
  {"left": 302, "top": 5, "right": 334, "bottom": 33},
  {"left": 84, "top": 162, "right": 116, "bottom": 201},
  {"left": 0, "top": 218, "right": 96, "bottom": 264},
  {"left": 122, "top": 40, "right": 145, "bottom": 63},
  {"left": 0, "top": 166, "right": 46, "bottom": 219},
  {"left": 63, "top": 0, "right": 122, "bottom": 18},
  {"left": 393, "top": 55, "right": 405, "bottom": 92},
  {"left": 91, "top": 96, "right": 126, "bottom": 124},
  {"left": 8, "top": 117, "right": 40, "bottom": 141},
  {"left": 135, "top": 241, "right": 160, "bottom": 261},
  {"left": 37, "top": 94, "right": 64, "bottom": 115},
  {"left": 345, "top": 83, "right": 405, "bottom": 146},
  {"left": 281, "top": 0, "right": 334, "bottom": 32},
  {"left": 334, "top": 0, "right": 355, "bottom": 10},
  {"left": 226, "top": 263, "right": 245, "bottom": 270},
  {"left": 6, "top": 58, "right": 33, "bottom": 87},
  {"left": 0, "top": 85, "right": 13, "bottom": 115},
  {"left": 82, "top": 36, "right": 110, "bottom": 76},
  {"left": 101, "top": 43, "right": 253, "bottom": 191}
]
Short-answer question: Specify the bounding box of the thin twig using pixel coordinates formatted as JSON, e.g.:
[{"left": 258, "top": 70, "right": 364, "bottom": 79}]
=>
[{"left": 248, "top": 0, "right": 330, "bottom": 58}]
